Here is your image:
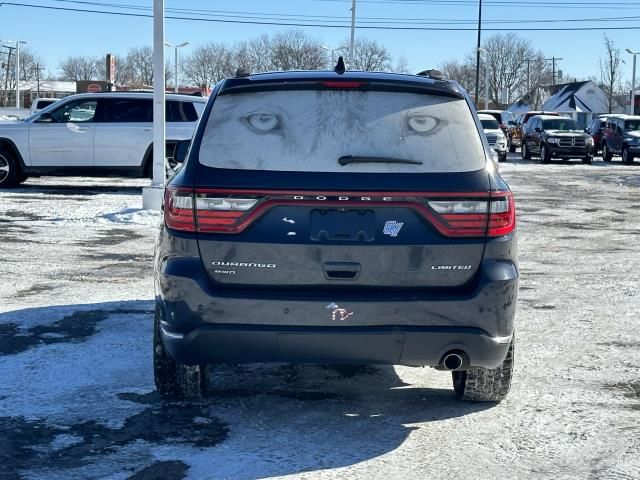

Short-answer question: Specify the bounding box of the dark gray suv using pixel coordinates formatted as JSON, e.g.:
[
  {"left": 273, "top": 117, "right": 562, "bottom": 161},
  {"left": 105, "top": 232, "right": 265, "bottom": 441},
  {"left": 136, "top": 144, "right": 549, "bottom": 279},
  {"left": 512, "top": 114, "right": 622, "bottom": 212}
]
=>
[{"left": 154, "top": 68, "right": 518, "bottom": 402}]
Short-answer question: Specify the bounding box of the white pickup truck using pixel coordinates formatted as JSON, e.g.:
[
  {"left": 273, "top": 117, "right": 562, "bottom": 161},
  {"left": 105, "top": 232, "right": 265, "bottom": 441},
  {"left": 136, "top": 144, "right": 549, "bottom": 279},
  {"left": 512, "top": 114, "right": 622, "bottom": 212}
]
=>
[{"left": 0, "top": 92, "right": 206, "bottom": 187}]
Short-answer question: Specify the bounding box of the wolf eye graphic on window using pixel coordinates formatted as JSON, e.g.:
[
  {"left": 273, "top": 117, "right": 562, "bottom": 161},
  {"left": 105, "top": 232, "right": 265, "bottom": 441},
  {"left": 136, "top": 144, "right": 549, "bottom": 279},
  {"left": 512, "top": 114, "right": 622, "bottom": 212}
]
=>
[
  {"left": 244, "top": 111, "right": 281, "bottom": 134},
  {"left": 406, "top": 113, "right": 439, "bottom": 135}
]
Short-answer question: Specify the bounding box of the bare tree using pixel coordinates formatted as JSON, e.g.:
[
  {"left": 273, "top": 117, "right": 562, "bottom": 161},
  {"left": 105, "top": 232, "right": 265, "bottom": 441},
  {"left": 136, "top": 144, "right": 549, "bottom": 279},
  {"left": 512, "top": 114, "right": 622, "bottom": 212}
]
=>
[
  {"left": 600, "top": 35, "right": 624, "bottom": 113},
  {"left": 393, "top": 56, "right": 410, "bottom": 74},
  {"left": 269, "top": 30, "right": 327, "bottom": 71},
  {"left": 234, "top": 35, "right": 276, "bottom": 73},
  {"left": 1, "top": 46, "right": 44, "bottom": 105},
  {"left": 59, "top": 55, "right": 100, "bottom": 81},
  {"left": 440, "top": 60, "right": 476, "bottom": 93},
  {"left": 341, "top": 38, "right": 391, "bottom": 71},
  {"left": 181, "top": 42, "right": 234, "bottom": 88}
]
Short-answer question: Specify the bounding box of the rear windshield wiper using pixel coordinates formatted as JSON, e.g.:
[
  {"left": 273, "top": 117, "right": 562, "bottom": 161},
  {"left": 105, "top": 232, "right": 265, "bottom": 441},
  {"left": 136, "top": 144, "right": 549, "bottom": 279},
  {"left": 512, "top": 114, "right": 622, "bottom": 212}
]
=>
[{"left": 338, "top": 155, "right": 423, "bottom": 166}]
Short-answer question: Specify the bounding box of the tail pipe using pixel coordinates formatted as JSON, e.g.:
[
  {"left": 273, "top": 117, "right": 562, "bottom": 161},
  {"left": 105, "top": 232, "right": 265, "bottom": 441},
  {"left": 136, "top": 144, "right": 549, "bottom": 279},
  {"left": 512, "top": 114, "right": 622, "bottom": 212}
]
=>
[{"left": 439, "top": 350, "right": 470, "bottom": 371}]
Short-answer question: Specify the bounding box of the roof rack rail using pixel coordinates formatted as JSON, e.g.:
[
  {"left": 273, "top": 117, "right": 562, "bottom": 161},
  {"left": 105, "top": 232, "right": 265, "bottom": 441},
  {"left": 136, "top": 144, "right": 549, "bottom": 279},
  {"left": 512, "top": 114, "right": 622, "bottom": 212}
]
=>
[{"left": 416, "top": 69, "right": 445, "bottom": 81}]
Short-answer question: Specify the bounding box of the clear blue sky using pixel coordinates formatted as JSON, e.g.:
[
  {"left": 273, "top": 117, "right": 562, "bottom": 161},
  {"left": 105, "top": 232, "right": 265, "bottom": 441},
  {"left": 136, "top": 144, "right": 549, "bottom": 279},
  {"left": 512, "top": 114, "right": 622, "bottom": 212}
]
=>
[{"left": 1, "top": 0, "right": 639, "bottom": 85}]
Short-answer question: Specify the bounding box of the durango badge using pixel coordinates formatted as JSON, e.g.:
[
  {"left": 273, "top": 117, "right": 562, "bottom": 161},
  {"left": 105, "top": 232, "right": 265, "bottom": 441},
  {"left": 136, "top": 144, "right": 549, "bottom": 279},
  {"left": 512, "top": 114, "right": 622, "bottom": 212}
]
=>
[{"left": 383, "top": 220, "right": 403, "bottom": 237}]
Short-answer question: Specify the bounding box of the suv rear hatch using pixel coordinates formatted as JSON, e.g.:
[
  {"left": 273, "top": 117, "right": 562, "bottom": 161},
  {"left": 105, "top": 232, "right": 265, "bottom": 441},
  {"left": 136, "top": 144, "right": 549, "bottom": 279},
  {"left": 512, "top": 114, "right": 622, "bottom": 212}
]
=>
[{"left": 168, "top": 77, "right": 513, "bottom": 290}]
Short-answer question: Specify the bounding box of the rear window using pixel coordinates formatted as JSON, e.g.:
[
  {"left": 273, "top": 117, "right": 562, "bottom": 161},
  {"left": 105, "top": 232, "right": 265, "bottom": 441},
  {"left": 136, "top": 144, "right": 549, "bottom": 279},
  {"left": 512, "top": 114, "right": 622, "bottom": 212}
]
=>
[
  {"left": 36, "top": 100, "right": 57, "bottom": 109},
  {"left": 167, "top": 101, "right": 199, "bottom": 122},
  {"left": 198, "top": 90, "right": 485, "bottom": 173}
]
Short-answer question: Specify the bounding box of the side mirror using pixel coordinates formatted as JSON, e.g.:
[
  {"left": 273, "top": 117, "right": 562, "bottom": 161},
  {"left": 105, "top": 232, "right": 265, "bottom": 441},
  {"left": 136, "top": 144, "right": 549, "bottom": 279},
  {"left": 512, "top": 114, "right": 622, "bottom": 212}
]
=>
[
  {"left": 35, "top": 112, "right": 53, "bottom": 123},
  {"left": 174, "top": 140, "right": 190, "bottom": 163}
]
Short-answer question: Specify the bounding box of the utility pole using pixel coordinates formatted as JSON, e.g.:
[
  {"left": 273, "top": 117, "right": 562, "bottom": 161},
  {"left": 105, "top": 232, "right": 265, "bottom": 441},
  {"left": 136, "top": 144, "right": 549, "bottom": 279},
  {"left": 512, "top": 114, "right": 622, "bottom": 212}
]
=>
[
  {"left": 349, "top": 0, "right": 356, "bottom": 68},
  {"left": 626, "top": 49, "right": 638, "bottom": 115},
  {"left": 545, "top": 57, "right": 563, "bottom": 86},
  {"left": 1, "top": 45, "right": 14, "bottom": 106},
  {"left": 35, "top": 63, "right": 43, "bottom": 98},
  {"left": 474, "top": 0, "right": 483, "bottom": 108}
]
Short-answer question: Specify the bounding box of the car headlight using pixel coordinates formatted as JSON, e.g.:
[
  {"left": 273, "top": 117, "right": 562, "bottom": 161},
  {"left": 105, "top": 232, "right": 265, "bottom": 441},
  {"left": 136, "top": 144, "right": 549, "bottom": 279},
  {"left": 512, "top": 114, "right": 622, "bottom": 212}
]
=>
[{"left": 546, "top": 137, "right": 560, "bottom": 145}]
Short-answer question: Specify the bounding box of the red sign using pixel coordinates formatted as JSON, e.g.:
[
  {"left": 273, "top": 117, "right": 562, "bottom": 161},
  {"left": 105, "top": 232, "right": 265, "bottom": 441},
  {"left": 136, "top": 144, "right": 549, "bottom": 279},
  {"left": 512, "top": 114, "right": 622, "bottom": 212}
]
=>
[{"left": 87, "top": 83, "right": 102, "bottom": 93}]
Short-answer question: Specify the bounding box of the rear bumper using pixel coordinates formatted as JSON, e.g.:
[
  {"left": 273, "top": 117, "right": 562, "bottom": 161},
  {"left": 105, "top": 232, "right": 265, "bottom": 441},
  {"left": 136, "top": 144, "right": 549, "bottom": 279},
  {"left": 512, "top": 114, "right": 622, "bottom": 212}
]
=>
[
  {"left": 155, "top": 249, "right": 518, "bottom": 368},
  {"left": 160, "top": 324, "right": 512, "bottom": 368}
]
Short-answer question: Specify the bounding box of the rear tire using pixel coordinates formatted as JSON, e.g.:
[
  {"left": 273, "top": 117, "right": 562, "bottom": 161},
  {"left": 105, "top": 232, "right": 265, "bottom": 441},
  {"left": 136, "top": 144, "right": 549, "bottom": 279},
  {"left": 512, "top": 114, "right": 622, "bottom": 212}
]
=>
[
  {"left": 602, "top": 143, "right": 612, "bottom": 162},
  {"left": 622, "top": 147, "right": 634, "bottom": 164},
  {"left": 521, "top": 143, "right": 531, "bottom": 160},
  {"left": 153, "top": 307, "right": 207, "bottom": 399},
  {"left": 452, "top": 335, "right": 515, "bottom": 402},
  {"left": 498, "top": 152, "right": 507, "bottom": 163},
  {"left": 0, "top": 150, "right": 19, "bottom": 188}
]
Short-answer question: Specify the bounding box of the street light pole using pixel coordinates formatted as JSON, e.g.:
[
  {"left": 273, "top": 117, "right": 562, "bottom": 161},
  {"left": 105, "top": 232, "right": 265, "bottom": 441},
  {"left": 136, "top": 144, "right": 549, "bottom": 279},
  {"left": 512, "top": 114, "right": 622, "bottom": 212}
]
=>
[
  {"left": 626, "top": 48, "right": 638, "bottom": 115},
  {"left": 165, "top": 41, "right": 189, "bottom": 93}
]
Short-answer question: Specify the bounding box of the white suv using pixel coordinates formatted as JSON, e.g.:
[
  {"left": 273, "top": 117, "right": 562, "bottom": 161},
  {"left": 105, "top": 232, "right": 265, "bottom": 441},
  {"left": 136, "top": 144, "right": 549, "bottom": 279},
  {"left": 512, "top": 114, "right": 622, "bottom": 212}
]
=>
[{"left": 0, "top": 92, "right": 206, "bottom": 188}]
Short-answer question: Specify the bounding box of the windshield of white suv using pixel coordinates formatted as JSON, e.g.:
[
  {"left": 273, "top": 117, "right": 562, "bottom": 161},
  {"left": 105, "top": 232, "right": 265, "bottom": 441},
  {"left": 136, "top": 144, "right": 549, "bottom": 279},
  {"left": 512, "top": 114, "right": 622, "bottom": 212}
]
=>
[
  {"left": 480, "top": 118, "right": 500, "bottom": 130},
  {"left": 543, "top": 118, "right": 577, "bottom": 131},
  {"left": 199, "top": 90, "right": 485, "bottom": 173}
]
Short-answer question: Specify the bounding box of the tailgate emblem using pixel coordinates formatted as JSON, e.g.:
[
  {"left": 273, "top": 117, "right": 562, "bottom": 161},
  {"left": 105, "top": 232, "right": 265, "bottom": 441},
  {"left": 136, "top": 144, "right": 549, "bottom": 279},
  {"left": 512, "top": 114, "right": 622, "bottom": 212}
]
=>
[
  {"left": 325, "top": 303, "right": 354, "bottom": 321},
  {"left": 383, "top": 221, "right": 403, "bottom": 237}
]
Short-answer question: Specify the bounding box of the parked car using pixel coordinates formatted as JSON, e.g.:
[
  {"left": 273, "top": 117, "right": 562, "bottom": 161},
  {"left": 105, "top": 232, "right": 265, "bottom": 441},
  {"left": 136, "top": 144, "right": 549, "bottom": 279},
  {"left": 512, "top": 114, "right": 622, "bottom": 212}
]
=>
[
  {"left": 601, "top": 114, "right": 640, "bottom": 164},
  {"left": 477, "top": 110, "right": 516, "bottom": 145},
  {"left": 30, "top": 97, "right": 60, "bottom": 114},
  {"left": 584, "top": 116, "right": 608, "bottom": 154},
  {"left": 521, "top": 114, "right": 594, "bottom": 163},
  {"left": 509, "top": 111, "right": 561, "bottom": 153},
  {"left": 0, "top": 92, "right": 206, "bottom": 188},
  {"left": 479, "top": 113, "right": 508, "bottom": 162},
  {"left": 154, "top": 67, "right": 518, "bottom": 402}
]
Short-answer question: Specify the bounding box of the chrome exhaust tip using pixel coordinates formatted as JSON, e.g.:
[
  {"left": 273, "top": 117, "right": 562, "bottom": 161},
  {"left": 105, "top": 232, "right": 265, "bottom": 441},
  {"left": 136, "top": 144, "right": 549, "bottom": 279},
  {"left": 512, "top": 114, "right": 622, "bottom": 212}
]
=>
[{"left": 442, "top": 352, "right": 464, "bottom": 371}]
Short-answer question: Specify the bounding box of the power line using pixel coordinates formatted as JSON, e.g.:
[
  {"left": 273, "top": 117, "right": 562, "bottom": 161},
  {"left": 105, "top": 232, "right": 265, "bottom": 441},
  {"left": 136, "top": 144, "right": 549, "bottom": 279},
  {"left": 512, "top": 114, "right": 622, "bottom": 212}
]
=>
[
  {"left": 2, "top": 2, "right": 640, "bottom": 30},
  {"left": 42, "top": 0, "right": 640, "bottom": 25}
]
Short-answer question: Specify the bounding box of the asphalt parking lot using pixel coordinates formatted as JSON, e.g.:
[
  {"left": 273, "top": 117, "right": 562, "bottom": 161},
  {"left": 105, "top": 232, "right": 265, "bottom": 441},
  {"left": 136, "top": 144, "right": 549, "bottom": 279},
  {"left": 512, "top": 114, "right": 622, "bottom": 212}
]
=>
[{"left": 1, "top": 153, "right": 639, "bottom": 480}]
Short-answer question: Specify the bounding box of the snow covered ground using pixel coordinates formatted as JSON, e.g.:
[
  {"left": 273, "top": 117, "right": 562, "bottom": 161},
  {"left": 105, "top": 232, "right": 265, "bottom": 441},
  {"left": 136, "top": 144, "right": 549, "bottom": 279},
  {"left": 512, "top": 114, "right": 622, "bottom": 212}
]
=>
[{"left": 1, "top": 159, "right": 639, "bottom": 479}]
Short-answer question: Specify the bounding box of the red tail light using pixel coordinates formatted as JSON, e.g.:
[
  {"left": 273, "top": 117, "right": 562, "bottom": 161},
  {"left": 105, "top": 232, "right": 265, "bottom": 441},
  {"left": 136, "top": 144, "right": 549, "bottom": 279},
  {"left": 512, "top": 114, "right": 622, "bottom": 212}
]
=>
[
  {"left": 164, "top": 187, "right": 515, "bottom": 238},
  {"left": 426, "top": 191, "right": 515, "bottom": 237},
  {"left": 487, "top": 191, "right": 516, "bottom": 237},
  {"left": 164, "top": 188, "right": 196, "bottom": 232}
]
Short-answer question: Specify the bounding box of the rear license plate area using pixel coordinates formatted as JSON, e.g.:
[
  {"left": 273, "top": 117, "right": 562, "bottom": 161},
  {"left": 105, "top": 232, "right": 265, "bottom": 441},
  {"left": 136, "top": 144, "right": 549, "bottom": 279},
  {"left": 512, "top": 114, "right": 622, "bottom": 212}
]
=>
[{"left": 310, "top": 209, "right": 374, "bottom": 241}]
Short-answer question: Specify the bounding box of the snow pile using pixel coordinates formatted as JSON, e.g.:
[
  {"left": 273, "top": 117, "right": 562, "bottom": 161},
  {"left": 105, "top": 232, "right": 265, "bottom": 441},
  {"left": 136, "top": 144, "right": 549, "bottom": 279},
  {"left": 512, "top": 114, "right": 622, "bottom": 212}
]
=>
[{"left": 97, "top": 208, "right": 161, "bottom": 227}]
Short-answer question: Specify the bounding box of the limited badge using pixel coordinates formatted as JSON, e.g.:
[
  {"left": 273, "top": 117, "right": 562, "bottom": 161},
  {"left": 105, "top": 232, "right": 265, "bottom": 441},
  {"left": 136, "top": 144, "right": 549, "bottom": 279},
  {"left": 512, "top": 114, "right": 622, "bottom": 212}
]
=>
[{"left": 383, "top": 220, "right": 403, "bottom": 237}]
